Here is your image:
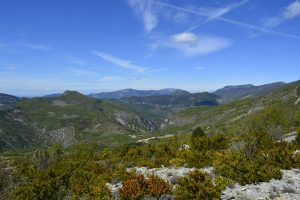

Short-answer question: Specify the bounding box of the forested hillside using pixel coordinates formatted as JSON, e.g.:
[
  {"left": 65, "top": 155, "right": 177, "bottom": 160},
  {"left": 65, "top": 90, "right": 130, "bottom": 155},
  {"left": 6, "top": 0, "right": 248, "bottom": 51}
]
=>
[{"left": 1, "top": 81, "right": 300, "bottom": 199}]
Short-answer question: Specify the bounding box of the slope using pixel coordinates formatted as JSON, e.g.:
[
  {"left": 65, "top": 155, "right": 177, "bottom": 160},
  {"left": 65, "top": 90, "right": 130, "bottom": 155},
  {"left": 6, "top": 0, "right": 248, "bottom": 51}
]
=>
[
  {"left": 111, "top": 92, "right": 220, "bottom": 118},
  {"left": 90, "top": 88, "right": 189, "bottom": 99},
  {"left": 166, "top": 81, "right": 300, "bottom": 135},
  {"left": 213, "top": 82, "right": 285, "bottom": 103},
  {"left": 0, "top": 91, "right": 162, "bottom": 149},
  {"left": 0, "top": 93, "right": 19, "bottom": 111}
]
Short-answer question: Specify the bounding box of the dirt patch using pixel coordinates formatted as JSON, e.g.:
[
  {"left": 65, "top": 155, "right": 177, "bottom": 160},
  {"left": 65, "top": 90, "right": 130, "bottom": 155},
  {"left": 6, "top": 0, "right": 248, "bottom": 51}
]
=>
[{"left": 52, "top": 100, "right": 72, "bottom": 107}]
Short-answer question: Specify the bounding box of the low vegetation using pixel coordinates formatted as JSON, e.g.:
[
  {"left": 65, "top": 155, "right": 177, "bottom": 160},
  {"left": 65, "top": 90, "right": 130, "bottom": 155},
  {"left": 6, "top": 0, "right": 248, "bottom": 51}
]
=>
[
  {"left": 175, "top": 170, "right": 227, "bottom": 200},
  {"left": 119, "top": 174, "right": 171, "bottom": 200},
  {"left": 0, "top": 81, "right": 300, "bottom": 199},
  {"left": 1, "top": 124, "right": 299, "bottom": 199}
]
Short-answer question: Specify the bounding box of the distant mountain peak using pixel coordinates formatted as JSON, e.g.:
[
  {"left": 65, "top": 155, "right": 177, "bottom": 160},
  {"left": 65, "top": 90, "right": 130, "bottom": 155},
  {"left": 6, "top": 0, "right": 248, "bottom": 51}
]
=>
[
  {"left": 0, "top": 93, "right": 19, "bottom": 111},
  {"left": 63, "top": 90, "right": 82, "bottom": 95},
  {"left": 89, "top": 88, "right": 190, "bottom": 99},
  {"left": 223, "top": 84, "right": 254, "bottom": 89},
  {"left": 214, "top": 82, "right": 286, "bottom": 103}
]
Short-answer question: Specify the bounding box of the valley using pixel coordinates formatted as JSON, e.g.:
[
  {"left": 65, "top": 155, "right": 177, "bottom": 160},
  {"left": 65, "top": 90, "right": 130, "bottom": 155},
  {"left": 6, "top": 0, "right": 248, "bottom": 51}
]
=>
[
  {"left": 1, "top": 80, "right": 300, "bottom": 200},
  {"left": 0, "top": 81, "right": 294, "bottom": 150},
  {"left": 2, "top": 0, "right": 300, "bottom": 199}
]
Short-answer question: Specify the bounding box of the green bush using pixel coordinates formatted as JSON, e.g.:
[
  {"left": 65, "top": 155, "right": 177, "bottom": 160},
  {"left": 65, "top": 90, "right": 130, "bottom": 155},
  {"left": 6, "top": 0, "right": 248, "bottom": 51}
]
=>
[
  {"left": 192, "top": 127, "right": 206, "bottom": 138},
  {"left": 191, "top": 133, "right": 228, "bottom": 153},
  {"left": 11, "top": 145, "right": 112, "bottom": 199},
  {"left": 296, "top": 129, "right": 300, "bottom": 145},
  {"left": 175, "top": 170, "right": 224, "bottom": 200},
  {"left": 213, "top": 150, "right": 282, "bottom": 185}
]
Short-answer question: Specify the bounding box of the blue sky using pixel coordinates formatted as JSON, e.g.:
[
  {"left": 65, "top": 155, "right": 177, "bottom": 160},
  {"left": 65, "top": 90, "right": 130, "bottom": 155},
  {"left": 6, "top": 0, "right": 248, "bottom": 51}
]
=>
[{"left": 0, "top": 0, "right": 300, "bottom": 96}]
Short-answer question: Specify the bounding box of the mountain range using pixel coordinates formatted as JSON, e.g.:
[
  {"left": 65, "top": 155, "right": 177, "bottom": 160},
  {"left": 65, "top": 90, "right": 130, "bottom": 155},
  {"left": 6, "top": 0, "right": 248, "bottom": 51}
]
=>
[
  {"left": 0, "top": 81, "right": 297, "bottom": 149},
  {"left": 213, "top": 82, "right": 285, "bottom": 103},
  {"left": 89, "top": 88, "right": 189, "bottom": 99},
  {"left": 0, "top": 93, "right": 19, "bottom": 111}
]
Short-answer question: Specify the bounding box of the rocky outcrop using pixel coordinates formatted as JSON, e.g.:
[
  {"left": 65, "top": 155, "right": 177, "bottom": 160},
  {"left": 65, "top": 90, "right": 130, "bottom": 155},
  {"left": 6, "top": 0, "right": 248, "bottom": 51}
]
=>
[
  {"left": 129, "top": 167, "right": 199, "bottom": 183},
  {"left": 42, "top": 127, "right": 75, "bottom": 147},
  {"left": 106, "top": 166, "right": 214, "bottom": 200},
  {"left": 295, "top": 97, "right": 300, "bottom": 105},
  {"left": 113, "top": 111, "right": 158, "bottom": 133},
  {"left": 222, "top": 169, "right": 300, "bottom": 200},
  {"left": 281, "top": 132, "right": 297, "bottom": 142},
  {"left": 107, "top": 166, "right": 300, "bottom": 200}
]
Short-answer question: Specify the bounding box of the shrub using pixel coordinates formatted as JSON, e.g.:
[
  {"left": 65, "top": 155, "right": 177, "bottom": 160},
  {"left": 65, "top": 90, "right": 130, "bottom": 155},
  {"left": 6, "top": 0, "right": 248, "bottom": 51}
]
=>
[
  {"left": 119, "top": 174, "right": 171, "bottom": 200},
  {"left": 175, "top": 170, "right": 223, "bottom": 200},
  {"left": 69, "top": 170, "right": 111, "bottom": 199},
  {"left": 296, "top": 129, "right": 300, "bottom": 145},
  {"left": 11, "top": 145, "right": 112, "bottom": 200},
  {"left": 210, "top": 134, "right": 229, "bottom": 150},
  {"left": 213, "top": 150, "right": 282, "bottom": 185},
  {"left": 191, "top": 133, "right": 228, "bottom": 153},
  {"left": 146, "top": 175, "right": 171, "bottom": 198},
  {"left": 119, "top": 174, "right": 146, "bottom": 200}
]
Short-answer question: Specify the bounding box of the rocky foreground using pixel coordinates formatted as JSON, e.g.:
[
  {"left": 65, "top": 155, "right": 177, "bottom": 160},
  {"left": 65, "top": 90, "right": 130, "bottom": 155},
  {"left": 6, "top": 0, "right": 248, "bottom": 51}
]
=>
[
  {"left": 107, "top": 167, "right": 300, "bottom": 200},
  {"left": 222, "top": 168, "right": 300, "bottom": 200}
]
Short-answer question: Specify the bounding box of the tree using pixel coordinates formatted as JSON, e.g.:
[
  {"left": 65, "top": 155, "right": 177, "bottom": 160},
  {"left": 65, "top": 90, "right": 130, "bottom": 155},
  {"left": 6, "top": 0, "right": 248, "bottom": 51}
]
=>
[
  {"left": 296, "top": 129, "right": 300, "bottom": 145},
  {"left": 192, "top": 127, "right": 206, "bottom": 138}
]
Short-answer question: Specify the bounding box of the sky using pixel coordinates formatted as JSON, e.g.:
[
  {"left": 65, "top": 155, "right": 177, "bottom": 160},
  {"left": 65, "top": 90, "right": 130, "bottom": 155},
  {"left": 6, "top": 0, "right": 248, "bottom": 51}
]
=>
[{"left": 0, "top": 0, "right": 300, "bottom": 96}]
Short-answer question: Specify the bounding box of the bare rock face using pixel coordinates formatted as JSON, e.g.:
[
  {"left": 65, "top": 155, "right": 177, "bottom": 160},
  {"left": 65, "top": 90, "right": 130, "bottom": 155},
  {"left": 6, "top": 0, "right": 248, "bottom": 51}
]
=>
[
  {"left": 113, "top": 111, "right": 158, "bottom": 133},
  {"left": 281, "top": 131, "right": 297, "bottom": 142},
  {"left": 129, "top": 167, "right": 197, "bottom": 183},
  {"left": 106, "top": 182, "right": 122, "bottom": 200},
  {"left": 42, "top": 127, "right": 75, "bottom": 147},
  {"left": 222, "top": 169, "right": 300, "bottom": 200},
  {"left": 295, "top": 97, "right": 300, "bottom": 105},
  {"left": 293, "top": 150, "right": 300, "bottom": 158}
]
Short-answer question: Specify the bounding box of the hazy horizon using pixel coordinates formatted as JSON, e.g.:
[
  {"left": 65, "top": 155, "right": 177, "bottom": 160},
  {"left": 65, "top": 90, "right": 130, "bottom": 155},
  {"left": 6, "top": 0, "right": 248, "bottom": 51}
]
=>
[{"left": 1, "top": 79, "right": 291, "bottom": 97}]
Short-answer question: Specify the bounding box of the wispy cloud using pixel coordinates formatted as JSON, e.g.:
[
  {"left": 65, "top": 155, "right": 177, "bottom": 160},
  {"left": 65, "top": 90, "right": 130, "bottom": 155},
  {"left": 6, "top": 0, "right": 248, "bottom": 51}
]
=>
[
  {"left": 128, "top": 0, "right": 158, "bottom": 32},
  {"left": 18, "top": 42, "right": 51, "bottom": 50},
  {"left": 69, "top": 58, "right": 86, "bottom": 66},
  {"left": 152, "top": 1, "right": 300, "bottom": 40},
  {"left": 148, "top": 67, "right": 168, "bottom": 72},
  {"left": 7, "top": 65, "right": 17, "bottom": 70},
  {"left": 100, "top": 76, "right": 125, "bottom": 81},
  {"left": 69, "top": 68, "right": 96, "bottom": 76},
  {"left": 165, "top": 32, "right": 232, "bottom": 56},
  {"left": 61, "top": 53, "right": 87, "bottom": 66},
  {"left": 0, "top": 41, "right": 51, "bottom": 51},
  {"left": 93, "top": 51, "right": 147, "bottom": 72},
  {"left": 171, "top": 32, "right": 198, "bottom": 43},
  {"left": 187, "top": 0, "right": 248, "bottom": 31},
  {"left": 195, "top": 66, "right": 205, "bottom": 70},
  {"left": 128, "top": 0, "right": 247, "bottom": 33},
  {"left": 0, "top": 64, "right": 17, "bottom": 70},
  {"left": 263, "top": 1, "right": 300, "bottom": 28}
]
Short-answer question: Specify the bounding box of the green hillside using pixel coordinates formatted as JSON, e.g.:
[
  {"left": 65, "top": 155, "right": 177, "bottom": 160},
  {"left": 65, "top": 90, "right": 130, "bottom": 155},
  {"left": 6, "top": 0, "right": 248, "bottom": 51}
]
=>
[
  {"left": 1, "top": 82, "right": 299, "bottom": 150},
  {"left": 0, "top": 91, "right": 162, "bottom": 149},
  {"left": 1, "top": 81, "right": 300, "bottom": 199},
  {"left": 213, "top": 82, "right": 285, "bottom": 103},
  {"left": 166, "top": 81, "right": 300, "bottom": 136},
  {"left": 112, "top": 92, "right": 220, "bottom": 117},
  {"left": 0, "top": 93, "right": 19, "bottom": 111}
]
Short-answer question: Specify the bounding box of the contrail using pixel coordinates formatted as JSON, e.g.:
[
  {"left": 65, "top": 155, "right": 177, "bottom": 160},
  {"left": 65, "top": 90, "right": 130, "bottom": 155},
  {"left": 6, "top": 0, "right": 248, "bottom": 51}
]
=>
[
  {"left": 152, "top": 1, "right": 300, "bottom": 40},
  {"left": 188, "top": 0, "right": 248, "bottom": 31}
]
